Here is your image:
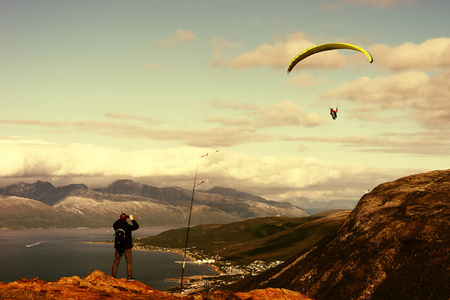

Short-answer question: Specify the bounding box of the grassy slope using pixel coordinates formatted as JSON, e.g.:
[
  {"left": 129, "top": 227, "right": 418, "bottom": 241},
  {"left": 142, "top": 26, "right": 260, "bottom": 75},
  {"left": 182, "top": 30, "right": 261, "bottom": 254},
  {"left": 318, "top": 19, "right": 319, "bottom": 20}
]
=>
[{"left": 138, "top": 210, "right": 351, "bottom": 265}]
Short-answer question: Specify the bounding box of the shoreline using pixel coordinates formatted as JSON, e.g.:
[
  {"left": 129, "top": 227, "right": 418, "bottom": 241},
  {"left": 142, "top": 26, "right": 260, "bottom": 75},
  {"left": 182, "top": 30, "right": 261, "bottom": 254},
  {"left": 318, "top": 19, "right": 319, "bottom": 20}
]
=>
[
  {"left": 88, "top": 241, "right": 222, "bottom": 275},
  {"left": 88, "top": 240, "right": 226, "bottom": 291},
  {"left": 134, "top": 245, "right": 223, "bottom": 275}
]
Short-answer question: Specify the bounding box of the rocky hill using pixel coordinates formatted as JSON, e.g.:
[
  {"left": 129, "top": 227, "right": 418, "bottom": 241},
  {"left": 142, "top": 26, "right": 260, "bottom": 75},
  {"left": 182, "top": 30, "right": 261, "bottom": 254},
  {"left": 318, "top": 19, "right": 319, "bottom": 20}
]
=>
[
  {"left": 0, "top": 270, "right": 312, "bottom": 300},
  {"left": 0, "top": 180, "right": 308, "bottom": 229},
  {"left": 229, "top": 169, "right": 450, "bottom": 299}
]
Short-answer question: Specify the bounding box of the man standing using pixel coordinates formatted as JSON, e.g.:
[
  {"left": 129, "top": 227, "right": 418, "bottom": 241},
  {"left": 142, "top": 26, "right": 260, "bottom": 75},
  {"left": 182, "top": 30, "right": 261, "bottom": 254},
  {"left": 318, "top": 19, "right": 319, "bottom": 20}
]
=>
[{"left": 112, "top": 213, "right": 139, "bottom": 281}]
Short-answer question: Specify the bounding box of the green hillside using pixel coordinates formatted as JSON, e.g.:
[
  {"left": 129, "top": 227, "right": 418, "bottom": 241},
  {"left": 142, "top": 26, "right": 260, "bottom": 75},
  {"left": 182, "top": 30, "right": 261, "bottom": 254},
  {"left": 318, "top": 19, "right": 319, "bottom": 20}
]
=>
[{"left": 137, "top": 210, "right": 350, "bottom": 265}]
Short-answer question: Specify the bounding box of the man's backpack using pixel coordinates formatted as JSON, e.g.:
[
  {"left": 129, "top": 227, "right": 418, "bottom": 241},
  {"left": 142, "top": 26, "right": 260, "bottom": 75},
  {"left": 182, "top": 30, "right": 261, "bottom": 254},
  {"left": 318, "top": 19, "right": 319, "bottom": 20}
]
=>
[{"left": 114, "top": 228, "right": 126, "bottom": 248}]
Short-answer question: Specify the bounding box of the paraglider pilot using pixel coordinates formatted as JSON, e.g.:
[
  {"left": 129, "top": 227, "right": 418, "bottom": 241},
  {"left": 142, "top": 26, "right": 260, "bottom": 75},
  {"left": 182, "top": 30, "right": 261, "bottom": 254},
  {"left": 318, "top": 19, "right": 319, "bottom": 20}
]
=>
[{"left": 330, "top": 107, "right": 338, "bottom": 120}]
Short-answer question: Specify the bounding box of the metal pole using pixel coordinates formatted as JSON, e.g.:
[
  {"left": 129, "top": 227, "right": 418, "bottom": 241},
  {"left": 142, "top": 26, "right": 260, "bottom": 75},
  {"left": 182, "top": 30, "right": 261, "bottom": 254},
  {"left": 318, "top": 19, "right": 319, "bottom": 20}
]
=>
[
  {"left": 180, "top": 157, "right": 201, "bottom": 293},
  {"left": 179, "top": 151, "right": 218, "bottom": 293}
]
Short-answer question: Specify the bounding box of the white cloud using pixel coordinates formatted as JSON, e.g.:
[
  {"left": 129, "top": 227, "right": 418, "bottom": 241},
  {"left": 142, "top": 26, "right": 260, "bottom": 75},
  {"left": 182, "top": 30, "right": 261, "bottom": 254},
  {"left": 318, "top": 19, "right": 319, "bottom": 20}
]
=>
[
  {"left": 369, "top": 37, "right": 450, "bottom": 71},
  {"left": 336, "top": 70, "right": 450, "bottom": 129},
  {"left": 336, "top": 71, "right": 430, "bottom": 109},
  {"left": 227, "top": 35, "right": 450, "bottom": 76},
  {"left": 154, "top": 29, "right": 197, "bottom": 47},
  {"left": 0, "top": 138, "right": 407, "bottom": 201}
]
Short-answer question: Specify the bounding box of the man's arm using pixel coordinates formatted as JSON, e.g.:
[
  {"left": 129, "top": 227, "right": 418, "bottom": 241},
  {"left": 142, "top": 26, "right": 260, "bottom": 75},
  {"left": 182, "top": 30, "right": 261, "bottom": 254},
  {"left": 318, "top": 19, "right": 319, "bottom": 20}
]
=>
[{"left": 129, "top": 215, "right": 139, "bottom": 231}]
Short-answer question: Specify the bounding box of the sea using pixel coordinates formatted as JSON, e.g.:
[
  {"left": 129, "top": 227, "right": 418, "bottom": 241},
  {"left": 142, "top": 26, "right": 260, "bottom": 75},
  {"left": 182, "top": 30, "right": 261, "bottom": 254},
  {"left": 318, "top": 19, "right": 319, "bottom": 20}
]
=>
[{"left": 0, "top": 227, "right": 217, "bottom": 291}]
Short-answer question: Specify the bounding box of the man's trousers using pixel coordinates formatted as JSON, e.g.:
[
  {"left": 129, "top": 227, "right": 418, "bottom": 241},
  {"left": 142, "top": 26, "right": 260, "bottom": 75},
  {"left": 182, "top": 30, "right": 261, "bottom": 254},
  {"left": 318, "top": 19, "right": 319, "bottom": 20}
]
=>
[{"left": 112, "top": 248, "right": 132, "bottom": 278}]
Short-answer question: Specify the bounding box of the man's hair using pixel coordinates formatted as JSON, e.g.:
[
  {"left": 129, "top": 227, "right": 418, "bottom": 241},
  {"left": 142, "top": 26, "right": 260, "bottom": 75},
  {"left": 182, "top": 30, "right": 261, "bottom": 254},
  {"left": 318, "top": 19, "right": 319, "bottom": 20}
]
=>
[{"left": 120, "top": 213, "right": 127, "bottom": 220}]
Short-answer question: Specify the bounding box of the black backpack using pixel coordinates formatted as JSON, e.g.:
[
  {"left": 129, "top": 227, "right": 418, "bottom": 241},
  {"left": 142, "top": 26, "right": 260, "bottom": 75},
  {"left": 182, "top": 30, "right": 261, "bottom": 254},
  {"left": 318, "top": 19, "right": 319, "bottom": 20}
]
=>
[{"left": 114, "top": 228, "right": 126, "bottom": 248}]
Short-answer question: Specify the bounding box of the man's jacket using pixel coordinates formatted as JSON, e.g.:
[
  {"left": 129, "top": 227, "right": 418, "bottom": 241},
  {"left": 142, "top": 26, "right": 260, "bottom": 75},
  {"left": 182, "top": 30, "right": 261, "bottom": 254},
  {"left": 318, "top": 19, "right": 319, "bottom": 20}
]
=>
[{"left": 113, "top": 219, "right": 139, "bottom": 250}]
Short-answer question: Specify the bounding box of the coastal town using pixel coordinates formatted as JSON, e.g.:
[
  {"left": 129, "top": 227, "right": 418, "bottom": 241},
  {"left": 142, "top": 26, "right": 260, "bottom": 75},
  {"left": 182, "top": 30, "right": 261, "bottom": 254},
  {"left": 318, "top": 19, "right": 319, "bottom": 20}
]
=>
[{"left": 133, "top": 238, "right": 283, "bottom": 293}]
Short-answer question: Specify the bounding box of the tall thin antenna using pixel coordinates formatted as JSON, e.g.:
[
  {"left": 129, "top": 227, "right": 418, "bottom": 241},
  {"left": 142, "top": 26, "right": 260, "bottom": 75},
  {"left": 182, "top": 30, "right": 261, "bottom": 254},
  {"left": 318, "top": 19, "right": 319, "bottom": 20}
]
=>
[{"left": 179, "top": 150, "right": 218, "bottom": 293}]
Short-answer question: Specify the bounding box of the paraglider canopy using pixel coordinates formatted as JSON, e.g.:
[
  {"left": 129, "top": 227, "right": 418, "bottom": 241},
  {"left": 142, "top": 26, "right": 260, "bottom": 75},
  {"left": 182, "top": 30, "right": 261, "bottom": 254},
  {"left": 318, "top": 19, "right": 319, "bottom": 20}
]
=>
[{"left": 287, "top": 42, "right": 373, "bottom": 74}]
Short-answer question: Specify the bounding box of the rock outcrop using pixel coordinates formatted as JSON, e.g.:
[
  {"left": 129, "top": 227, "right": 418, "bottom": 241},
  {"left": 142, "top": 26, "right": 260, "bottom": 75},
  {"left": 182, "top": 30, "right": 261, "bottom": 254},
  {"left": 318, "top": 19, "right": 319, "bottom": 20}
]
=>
[
  {"left": 230, "top": 169, "right": 450, "bottom": 299},
  {"left": 0, "top": 270, "right": 311, "bottom": 300}
]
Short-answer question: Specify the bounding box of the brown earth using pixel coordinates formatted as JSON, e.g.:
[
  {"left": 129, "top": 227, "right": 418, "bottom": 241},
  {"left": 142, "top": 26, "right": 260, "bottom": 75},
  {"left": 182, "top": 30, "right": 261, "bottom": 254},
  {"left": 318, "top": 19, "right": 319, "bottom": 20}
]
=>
[{"left": 0, "top": 270, "right": 311, "bottom": 300}]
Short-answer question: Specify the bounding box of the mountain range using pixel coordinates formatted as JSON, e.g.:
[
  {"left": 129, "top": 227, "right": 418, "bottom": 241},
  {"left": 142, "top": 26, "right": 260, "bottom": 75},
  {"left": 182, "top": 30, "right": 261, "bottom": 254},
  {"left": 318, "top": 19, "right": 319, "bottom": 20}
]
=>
[
  {"left": 0, "top": 170, "right": 448, "bottom": 299},
  {"left": 0, "top": 179, "right": 309, "bottom": 229}
]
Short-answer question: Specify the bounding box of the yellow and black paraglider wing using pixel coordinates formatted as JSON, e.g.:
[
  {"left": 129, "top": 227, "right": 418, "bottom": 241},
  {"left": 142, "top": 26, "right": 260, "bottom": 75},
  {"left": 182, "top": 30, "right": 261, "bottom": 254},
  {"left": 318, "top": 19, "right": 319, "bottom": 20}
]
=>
[{"left": 287, "top": 42, "right": 373, "bottom": 74}]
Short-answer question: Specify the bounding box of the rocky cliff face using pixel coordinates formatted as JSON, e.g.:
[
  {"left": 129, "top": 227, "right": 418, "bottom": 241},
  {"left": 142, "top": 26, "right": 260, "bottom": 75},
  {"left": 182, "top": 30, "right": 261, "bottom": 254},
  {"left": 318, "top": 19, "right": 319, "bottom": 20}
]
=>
[
  {"left": 231, "top": 169, "right": 450, "bottom": 300},
  {"left": 0, "top": 270, "right": 312, "bottom": 300}
]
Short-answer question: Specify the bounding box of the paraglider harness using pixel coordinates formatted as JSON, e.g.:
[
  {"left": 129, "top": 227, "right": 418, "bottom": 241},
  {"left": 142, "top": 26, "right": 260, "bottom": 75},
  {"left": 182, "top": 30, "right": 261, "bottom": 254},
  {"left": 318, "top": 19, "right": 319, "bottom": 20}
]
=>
[{"left": 330, "top": 107, "right": 338, "bottom": 120}]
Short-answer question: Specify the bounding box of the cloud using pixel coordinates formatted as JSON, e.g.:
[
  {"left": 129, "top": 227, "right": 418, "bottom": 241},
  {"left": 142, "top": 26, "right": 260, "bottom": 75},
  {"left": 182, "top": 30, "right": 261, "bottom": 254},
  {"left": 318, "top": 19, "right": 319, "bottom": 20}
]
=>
[
  {"left": 0, "top": 118, "right": 270, "bottom": 148},
  {"left": 154, "top": 29, "right": 197, "bottom": 47},
  {"left": 230, "top": 33, "right": 317, "bottom": 70},
  {"left": 336, "top": 70, "right": 450, "bottom": 129},
  {"left": 0, "top": 102, "right": 321, "bottom": 162},
  {"left": 105, "top": 112, "right": 161, "bottom": 126},
  {"left": 254, "top": 101, "right": 325, "bottom": 127},
  {"left": 146, "top": 63, "right": 160, "bottom": 69},
  {"left": 335, "top": 71, "right": 430, "bottom": 109},
  {"left": 227, "top": 35, "right": 450, "bottom": 75},
  {"left": 344, "top": 0, "right": 417, "bottom": 8},
  {"left": 0, "top": 136, "right": 57, "bottom": 146},
  {"left": 207, "top": 37, "right": 243, "bottom": 67},
  {"left": 74, "top": 120, "right": 270, "bottom": 147},
  {"left": 0, "top": 138, "right": 410, "bottom": 201},
  {"left": 0, "top": 119, "right": 65, "bottom": 128},
  {"left": 211, "top": 99, "right": 258, "bottom": 110},
  {"left": 292, "top": 131, "right": 450, "bottom": 156},
  {"left": 209, "top": 100, "right": 325, "bottom": 128},
  {"left": 369, "top": 37, "right": 450, "bottom": 71},
  {"left": 179, "top": 126, "right": 272, "bottom": 147},
  {"left": 205, "top": 116, "right": 251, "bottom": 127}
]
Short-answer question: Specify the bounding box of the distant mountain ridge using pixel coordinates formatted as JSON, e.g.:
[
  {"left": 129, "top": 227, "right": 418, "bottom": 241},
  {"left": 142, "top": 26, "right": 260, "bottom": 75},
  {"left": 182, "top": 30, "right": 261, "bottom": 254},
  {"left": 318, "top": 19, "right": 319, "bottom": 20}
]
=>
[
  {"left": 0, "top": 180, "right": 309, "bottom": 229},
  {"left": 204, "top": 186, "right": 269, "bottom": 202},
  {"left": 0, "top": 181, "right": 89, "bottom": 206},
  {"left": 287, "top": 197, "right": 359, "bottom": 215}
]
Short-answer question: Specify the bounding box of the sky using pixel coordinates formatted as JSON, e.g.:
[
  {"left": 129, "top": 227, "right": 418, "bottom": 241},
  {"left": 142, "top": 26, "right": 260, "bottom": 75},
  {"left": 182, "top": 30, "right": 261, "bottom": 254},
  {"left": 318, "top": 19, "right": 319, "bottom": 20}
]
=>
[{"left": 1, "top": 0, "right": 449, "bottom": 205}]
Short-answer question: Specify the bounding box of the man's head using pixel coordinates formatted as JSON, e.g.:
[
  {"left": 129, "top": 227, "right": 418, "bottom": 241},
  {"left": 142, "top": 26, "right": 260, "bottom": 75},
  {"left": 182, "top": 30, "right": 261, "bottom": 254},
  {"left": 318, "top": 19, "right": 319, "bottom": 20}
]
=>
[{"left": 120, "top": 213, "right": 128, "bottom": 220}]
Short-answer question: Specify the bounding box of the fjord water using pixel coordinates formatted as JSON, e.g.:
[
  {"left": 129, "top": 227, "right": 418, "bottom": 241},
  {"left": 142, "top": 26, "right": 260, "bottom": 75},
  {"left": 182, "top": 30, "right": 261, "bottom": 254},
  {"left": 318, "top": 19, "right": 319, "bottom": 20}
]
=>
[{"left": 0, "top": 228, "right": 217, "bottom": 290}]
